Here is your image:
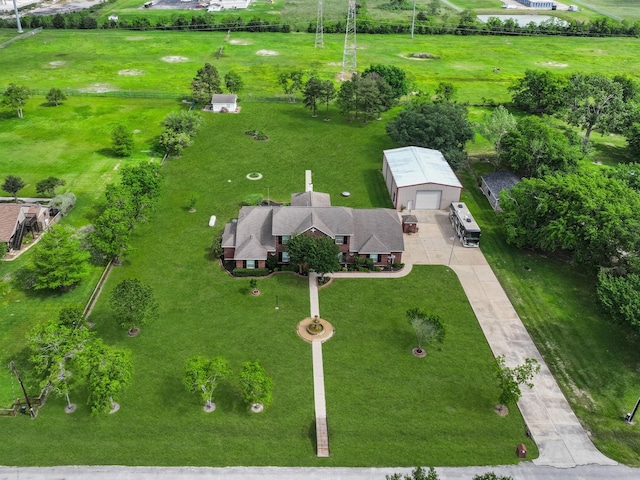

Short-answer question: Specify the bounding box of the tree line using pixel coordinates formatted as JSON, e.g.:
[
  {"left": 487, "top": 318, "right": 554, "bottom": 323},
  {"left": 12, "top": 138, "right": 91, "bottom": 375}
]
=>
[{"left": 2, "top": 4, "right": 640, "bottom": 38}]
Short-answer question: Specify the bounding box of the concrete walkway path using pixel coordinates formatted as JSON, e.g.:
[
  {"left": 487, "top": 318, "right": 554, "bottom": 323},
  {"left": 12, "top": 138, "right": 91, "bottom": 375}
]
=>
[{"left": 308, "top": 273, "right": 329, "bottom": 457}]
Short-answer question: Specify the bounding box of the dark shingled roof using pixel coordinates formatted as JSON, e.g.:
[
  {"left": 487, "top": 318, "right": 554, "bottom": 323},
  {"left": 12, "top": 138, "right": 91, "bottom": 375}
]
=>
[{"left": 481, "top": 171, "right": 521, "bottom": 195}]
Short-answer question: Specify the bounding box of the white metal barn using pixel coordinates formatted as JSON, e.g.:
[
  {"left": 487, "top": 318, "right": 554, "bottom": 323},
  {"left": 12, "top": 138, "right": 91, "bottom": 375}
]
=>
[{"left": 382, "top": 146, "right": 462, "bottom": 210}]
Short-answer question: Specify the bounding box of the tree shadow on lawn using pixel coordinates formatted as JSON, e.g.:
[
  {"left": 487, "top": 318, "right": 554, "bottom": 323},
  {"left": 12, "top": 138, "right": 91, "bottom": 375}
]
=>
[{"left": 590, "top": 142, "right": 630, "bottom": 166}]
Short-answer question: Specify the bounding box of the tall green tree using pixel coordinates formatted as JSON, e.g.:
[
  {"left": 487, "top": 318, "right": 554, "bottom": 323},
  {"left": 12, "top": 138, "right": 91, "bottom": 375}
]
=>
[
  {"left": 277, "top": 70, "right": 304, "bottom": 103},
  {"left": 303, "top": 76, "right": 323, "bottom": 117},
  {"left": 386, "top": 102, "right": 474, "bottom": 168},
  {"left": 27, "top": 308, "right": 94, "bottom": 411},
  {"left": 224, "top": 70, "right": 244, "bottom": 95},
  {"left": 30, "top": 225, "right": 90, "bottom": 291},
  {"left": 319, "top": 80, "right": 336, "bottom": 121},
  {"left": 191, "top": 63, "right": 222, "bottom": 105},
  {"left": 494, "top": 355, "right": 540, "bottom": 407},
  {"left": 1, "top": 83, "right": 31, "bottom": 118},
  {"left": 36, "top": 176, "right": 65, "bottom": 197},
  {"left": 434, "top": 82, "right": 456, "bottom": 103},
  {"left": 111, "top": 124, "right": 135, "bottom": 157},
  {"left": 477, "top": 105, "right": 517, "bottom": 155},
  {"left": 356, "top": 75, "right": 384, "bottom": 123},
  {"left": 46, "top": 88, "right": 67, "bottom": 106},
  {"left": 119, "top": 161, "right": 162, "bottom": 223},
  {"left": 84, "top": 340, "right": 133, "bottom": 415},
  {"left": 109, "top": 278, "right": 159, "bottom": 334},
  {"left": 597, "top": 272, "right": 640, "bottom": 334},
  {"left": 336, "top": 75, "right": 358, "bottom": 119},
  {"left": 509, "top": 70, "right": 567, "bottom": 115},
  {"left": 362, "top": 64, "right": 409, "bottom": 100},
  {"left": 162, "top": 110, "right": 204, "bottom": 138},
  {"left": 239, "top": 361, "right": 273, "bottom": 409},
  {"left": 2, "top": 175, "right": 25, "bottom": 202},
  {"left": 497, "top": 116, "right": 582, "bottom": 178},
  {"left": 286, "top": 234, "right": 340, "bottom": 280},
  {"left": 159, "top": 129, "right": 191, "bottom": 156},
  {"left": 499, "top": 172, "right": 640, "bottom": 266},
  {"left": 564, "top": 73, "right": 625, "bottom": 142},
  {"left": 184, "top": 355, "right": 231, "bottom": 410}
]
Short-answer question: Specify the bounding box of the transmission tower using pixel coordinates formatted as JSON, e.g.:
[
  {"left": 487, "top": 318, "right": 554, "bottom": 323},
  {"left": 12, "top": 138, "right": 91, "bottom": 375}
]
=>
[
  {"left": 315, "top": 0, "right": 324, "bottom": 48},
  {"left": 340, "top": 0, "right": 357, "bottom": 81}
]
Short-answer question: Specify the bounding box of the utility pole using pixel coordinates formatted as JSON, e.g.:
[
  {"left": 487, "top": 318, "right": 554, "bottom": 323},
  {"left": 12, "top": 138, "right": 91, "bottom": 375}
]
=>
[
  {"left": 9, "top": 361, "right": 35, "bottom": 418},
  {"left": 11, "top": 0, "right": 22, "bottom": 33}
]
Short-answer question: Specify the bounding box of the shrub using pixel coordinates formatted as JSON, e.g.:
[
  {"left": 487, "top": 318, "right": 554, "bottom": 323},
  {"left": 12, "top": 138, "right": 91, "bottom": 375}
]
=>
[
  {"left": 266, "top": 255, "right": 278, "bottom": 271},
  {"left": 280, "top": 264, "right": 298, "bottom": 272},
  {"left": 242, "top": 193, "right": 263, "bottom": 206},
  {"left": 50, "top": 192, "right": 76, "bottom": 216},
  {"left": 232, "top": 268, "right": 269, "bottom": 277}
]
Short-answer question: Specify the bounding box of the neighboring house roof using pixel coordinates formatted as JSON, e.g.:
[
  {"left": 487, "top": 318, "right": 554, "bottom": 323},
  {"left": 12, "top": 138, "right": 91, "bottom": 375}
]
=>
[
  {"left": 384, "top": 146, "right": 462, "bottom": 189},
  {"left": 0, "top": 204, "right": 26, "bottom": 243},
  {"left": 291, "top": 191, "right": 331, "bottom": 207},
  {"left": 481, "top": 171, "right": 521, "bottom": 197},
  {"left": 211, "top": 94, "right": 237, "bottom": 104}
]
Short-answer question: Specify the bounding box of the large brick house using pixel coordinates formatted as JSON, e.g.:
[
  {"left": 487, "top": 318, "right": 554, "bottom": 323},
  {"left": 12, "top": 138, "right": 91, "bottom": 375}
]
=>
[{"left": 221, "top": 191, "right": 404, "bottom": 269}]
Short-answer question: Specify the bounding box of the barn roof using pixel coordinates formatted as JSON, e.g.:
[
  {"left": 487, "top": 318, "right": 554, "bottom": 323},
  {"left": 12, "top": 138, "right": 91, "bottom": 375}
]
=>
[
  {"left": 383, "top": 146, "right": 462, "bottom": 189},
  {"left": 211, "top": 94, "right": 237, "bottom": 104}
]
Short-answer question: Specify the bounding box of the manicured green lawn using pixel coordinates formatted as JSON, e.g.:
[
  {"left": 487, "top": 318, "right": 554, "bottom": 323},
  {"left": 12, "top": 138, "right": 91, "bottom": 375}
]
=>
[
  {"left": 0, "top": 102, "right": 533, "bottom": 466},
  {"left": 0, "top": 95, "right": 179, "bottom": 226},
  {"left": 2, "top": 31, "right": 640, "bottom": 103}
]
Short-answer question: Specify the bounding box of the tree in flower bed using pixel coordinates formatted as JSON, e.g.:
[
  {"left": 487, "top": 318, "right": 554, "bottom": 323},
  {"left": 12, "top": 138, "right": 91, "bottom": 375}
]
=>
[
  {"left": 239, "top": 361, "right": 273, "bottom": 412},
  {"left": 109, "top": 279, "right": 159, "bottom": 336},
  {"left": 407, "top": 308, "right": 445, "bottom": 357},
  {"left": 184, "top": 355, "right": 231, "bottom": 412},
  {"left": 494, "top": 355, "right": 540, "bottom": 415}
]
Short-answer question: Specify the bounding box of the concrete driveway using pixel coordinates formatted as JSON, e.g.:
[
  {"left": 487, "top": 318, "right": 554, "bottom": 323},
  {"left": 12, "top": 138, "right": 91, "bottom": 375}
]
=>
[{"left": 401, "top": 210, "right": 617, "bottom": 468}]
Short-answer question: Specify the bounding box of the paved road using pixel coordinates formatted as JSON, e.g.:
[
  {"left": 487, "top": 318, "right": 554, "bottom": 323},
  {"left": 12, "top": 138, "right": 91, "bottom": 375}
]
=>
[{"left": 0, "top": 464, "right": 638, "bottom": 480}]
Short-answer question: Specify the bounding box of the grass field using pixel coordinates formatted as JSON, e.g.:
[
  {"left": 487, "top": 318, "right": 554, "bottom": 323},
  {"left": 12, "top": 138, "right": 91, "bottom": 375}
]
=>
[
  {"left": 0, "top": 96, "right": 178, "bottom": 226},
  {"left": 2, "top": 31, "right": 640, "bottom": 104},
  {"left": 1, "top": 30, "right": 640, "bottom": 465},
  {"left": 0, "top": 103, "right": 535, "bottom": 466}
]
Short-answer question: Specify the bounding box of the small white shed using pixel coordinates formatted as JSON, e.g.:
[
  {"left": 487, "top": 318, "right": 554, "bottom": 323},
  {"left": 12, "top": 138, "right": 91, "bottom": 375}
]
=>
[
  {"left": 382, "top": 146, "right": 462, "bottom": 210},
  {"left": 210, "top": 94, "right": 238, "bottom": 113}
]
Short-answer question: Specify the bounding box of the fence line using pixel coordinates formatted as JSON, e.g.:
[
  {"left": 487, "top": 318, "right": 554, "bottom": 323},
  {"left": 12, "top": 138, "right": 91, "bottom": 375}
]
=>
[{"left": 0, "top": 27, "right": 42, "bottom": 49}]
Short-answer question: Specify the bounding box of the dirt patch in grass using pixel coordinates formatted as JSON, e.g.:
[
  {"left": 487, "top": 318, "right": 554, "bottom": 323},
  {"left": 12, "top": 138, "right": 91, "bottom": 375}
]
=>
[
  {"left": 162, "top": 56, "right": 189, "bottom": 63},
  {"left": 79, "top": 83, "right": 117, "bottom": 93},
  {"left": 539, "top": 61, "right": 568, "bottom": 67},
  {"left": 119, "top": 69, "right": 144, "bottom": 76},
  {"left": 256, "top": 49, "right": 279, "bottom": 56},
  {"left": 47, "top": 61, "right": 67, "bottom": 68},
  {"left": 229, "top": 39, "right": 252, "bottom": 45},
  {"left": 126, "top": 36, "right": 150, "bottom": 41}
]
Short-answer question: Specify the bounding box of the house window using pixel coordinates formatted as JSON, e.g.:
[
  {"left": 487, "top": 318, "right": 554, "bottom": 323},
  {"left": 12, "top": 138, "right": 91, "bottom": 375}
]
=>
[
  {"left": 281, "top": 251, "right": 290, "bottom": 263},
  {"left": 280, "top": 235, "right": 290, "bottom": 245},
  {"left": 335, "top": 235, "right": 345, "bottom": 245},
  {"left": 369, "top": 254, "right": 381, "bottom": 263},
  {"left": 246, "top": 260, "right": 256, "bottom": 269}
]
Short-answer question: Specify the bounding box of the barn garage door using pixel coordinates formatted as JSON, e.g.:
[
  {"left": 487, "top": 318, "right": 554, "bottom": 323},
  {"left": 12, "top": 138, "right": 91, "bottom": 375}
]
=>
[{"left": 415, "top": 190, "right": 441, "bottom": 209}]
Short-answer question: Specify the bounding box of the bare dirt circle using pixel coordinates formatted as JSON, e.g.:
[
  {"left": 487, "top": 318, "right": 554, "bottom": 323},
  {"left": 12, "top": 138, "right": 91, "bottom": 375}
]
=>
[
  {"left": 109, "top": 402, "right": 120, "bottom": 414},
  {"left": 162, "top": 56, "right": 189, "bottom": 63},
  {"left": 256, "top": 49, "right": 279, "bottom": 56},
  {"left": 229, "top": 39, "right": 252, "bottom": 45},
  {"left": 48, "top": 61, "right": 67, "bottom": 68},
  {"left": 65, "top": 404, "right": 77, "bottom": 414},
  {"left": 204, "top": 402, "right": 216, "bottom": 413},
  {"left": 79, "top": 83, "right": 117, "bottom": 93},
  {"left": 251, "top": 403, "right": 264, "bottom": 413},
  {"left": 494, "top": 404, "right": 509, "bottom": 416},
  {"left": 119, "top": 69, "right": 144, "bottom": 76},
  {"left": 539, "top": 61, "right": 568, "bottom": 68}
]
